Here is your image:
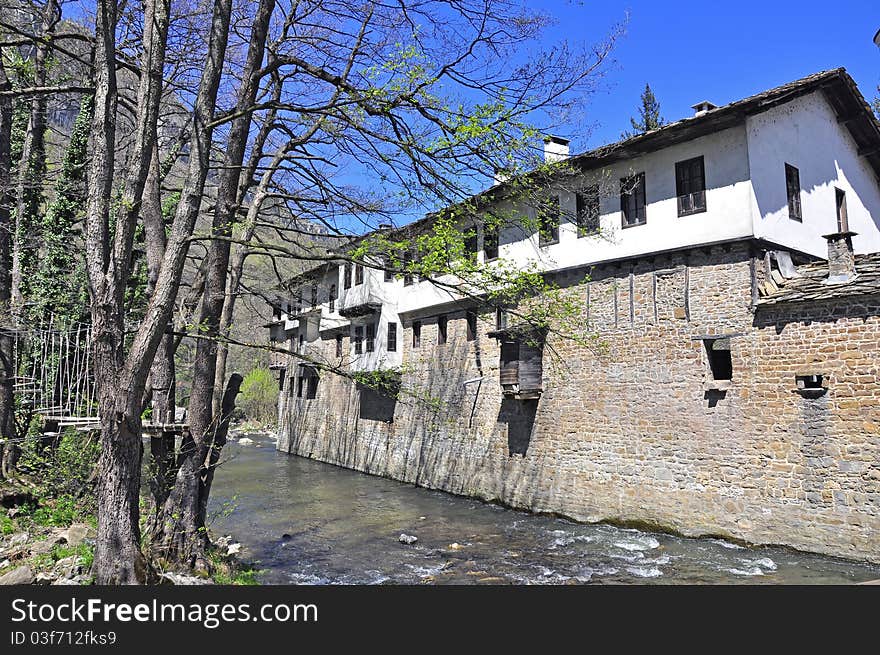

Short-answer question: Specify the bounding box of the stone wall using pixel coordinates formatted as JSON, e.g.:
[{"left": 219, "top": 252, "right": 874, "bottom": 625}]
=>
[{"left": 277, "top": 241, "right": 880, "bottom": 563}]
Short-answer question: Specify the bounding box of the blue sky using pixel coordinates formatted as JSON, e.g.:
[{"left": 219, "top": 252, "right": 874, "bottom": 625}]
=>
[{"left": 537, "top": 0, "right": 880, "bottom": 153}]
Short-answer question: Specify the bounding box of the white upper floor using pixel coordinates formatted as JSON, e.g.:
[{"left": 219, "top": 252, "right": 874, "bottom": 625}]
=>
[{"left": 269, "top": 69, "right": 880, "bottom": 367}]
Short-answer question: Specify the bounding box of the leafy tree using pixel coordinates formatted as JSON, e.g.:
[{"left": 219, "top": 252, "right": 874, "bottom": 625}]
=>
[
  {"left": 622, "top": 83, "right": 665, "bottom": 138},
  {"left": 237, "top": 367, "right": 277, "bottom": 425}
]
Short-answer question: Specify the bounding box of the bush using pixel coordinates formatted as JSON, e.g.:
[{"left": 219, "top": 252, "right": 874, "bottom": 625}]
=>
[
  {"left": 238, "top": 367, "right": 277, "bottom": 425},
  {"left": 17, "top": 427, "right": 100, "bottom": 517}
]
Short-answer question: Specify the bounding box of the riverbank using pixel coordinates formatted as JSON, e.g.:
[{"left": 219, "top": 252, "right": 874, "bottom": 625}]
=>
[{"left": 0, "top": 471, "right": 258, "bottom": 586}]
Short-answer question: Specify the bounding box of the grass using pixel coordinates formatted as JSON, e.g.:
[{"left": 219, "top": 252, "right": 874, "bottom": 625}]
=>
[{"left": 0, "top": 513, "right": 14, "bottom": 535}]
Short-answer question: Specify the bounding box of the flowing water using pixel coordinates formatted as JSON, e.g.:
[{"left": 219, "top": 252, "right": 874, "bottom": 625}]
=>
[{"left": 207, "top": 432, "right": 880, "bottom": 585}]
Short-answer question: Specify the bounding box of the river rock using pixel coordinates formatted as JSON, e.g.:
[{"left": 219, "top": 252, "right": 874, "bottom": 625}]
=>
[
  {"left": 398, "top": 533, "right": 418, "bottom": 545},
  {"left": 53, "top": 555, "right": 82, "bottom": 579},
  {"left": 0, "top": 565, "right": 34, "bottom": 585},
  {"left": 238, "top": 437, "right": 255, "bottom": 446},
  {"left": 35, "top": 572, "right": 56, "bottom": 585},
  {"left": 6, "top": 532, "right": 30, "bottom": 548},
  {"left": 226, "top": 543, "right": 241, "bottom": 556},
  {"left": 160, "top": 572, "right": 213, "bottom": 585},
  {"left": 59, "top": 524, "right": 92, "bottom": 547}
]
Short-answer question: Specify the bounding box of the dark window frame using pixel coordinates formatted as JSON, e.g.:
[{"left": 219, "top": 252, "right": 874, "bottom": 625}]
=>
[
  {"left": 329, "top": 284, "right": 336, "bottom": 312},
  {"left": 785, "top": 163, "right": 802, "bottom": 222},
  {"left": 483, "top": 223, "right": 499, "bottom": 260},
  {"left": 353, "top": 326, "right": 363, "bottom": 355},
  {"left": 403, "top": 251, "right": 414, "bottom": 286},
  {"left": 538, "top": 194, "right": 560, "bottom": 246},
  {"left": 463, "top": 231, "right": 478, "bottom": 262},
  {"left": 354, "top": 263, "right": 364, "bottom": 285},
  {"left": 335, "top": 334, "right": 343, "bottom": 357},
  {"left": 675, "top": 156, "right": 707, "bottom": 217},
  {"left": 387, "top": 322, "right": 397, "bottom": 352},
  {"left": 412, "top": 321, "right": 421, "bottom": 349},
  {"left": 366, "top": 322, "right": 375, "bottom": 352},
  {"left": 306, "top": 373, "right": 318, "bottom": 400},
  {"left": 835, "top": 187, "right": 849, "bottom": 232},
  {"left": 343, "top": 263, "right": 352, "bottom": 289},
  {"left": 466, "top": 311, "right": 477, "bottom": 341},
  {"left": 705, "top": 339, "right": 733, "bottom": 381},
  {"left": 310, "top": 283, "right": 318, "bottom": 309},
  {"left": 620, "top": 172, "right": 647, "bottom": 228},
  {"left": 576, "top": 186, "right": 601, "bottom": 237},
  {"left": 384, "top": 256, "right": 394, "bottom": 282},
  {"left": 437, "top": 314, "right": 447, "bottom": 345}
]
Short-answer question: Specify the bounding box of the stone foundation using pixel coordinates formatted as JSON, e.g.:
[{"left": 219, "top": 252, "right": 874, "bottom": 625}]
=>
[{"left": 277, "top": 242, "right": 880, "bottom": 563}]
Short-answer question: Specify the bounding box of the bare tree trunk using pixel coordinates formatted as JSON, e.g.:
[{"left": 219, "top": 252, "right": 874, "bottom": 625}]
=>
[
  {"left": 0, "top": 52, "right": 17, "bottom": 475},
  {"left": 159, "top": 0, "right": 273, "bottom": 569},
  {"left": 143, "top": 144, "right": 176, "bottom": 510},
  {"left": 198, "top": 372, "right": 242, "bottom": 526}
]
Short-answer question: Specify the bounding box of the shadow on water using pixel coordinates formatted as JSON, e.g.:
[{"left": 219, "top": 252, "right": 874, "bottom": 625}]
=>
[{"left": 208, "top": 432, "right": 880, "bottom": 585}]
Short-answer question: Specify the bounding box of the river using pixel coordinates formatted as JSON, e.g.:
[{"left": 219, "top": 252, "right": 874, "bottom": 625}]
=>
[{"left": 207, "top": 431, "right": 880, "bottom": 584}]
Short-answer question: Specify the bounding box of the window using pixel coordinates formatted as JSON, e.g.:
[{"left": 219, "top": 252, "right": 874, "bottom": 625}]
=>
[
  {"left": 403, "top": 251, "right": 414, "bottom": 286},
  {"left": 796, "top": 374, "right": 824, "bottom": 390},
  {"left": 335, "top": 334, "right": 343, "bottom": 358},
  {"left": 355, "top": 263, "right": 364, "bottom": 285},
  {"left": 538, "top": 195, "right": 560, "bottom": 246},
  {"left": 483, "top": 224, "right": 499, "bottom": 260},
  {"left": 785, "top": 163, "right": 802, "bottom": 221},
  {"left": 310, "top": 284, "right": 318, "bottom": 309},
  {"left": 329, "top": 284, "right": 337, "bottom": 312},
  {"left": 437, "top": 315, "right": 447, "bottom": 345},
  {"left": 576, "top": 186, "right": 600, "bottom": 236},
  {"left": 294, "top": 292, "right": 302, "bottom": 314},
  {"left": 412, "top": 321, "right": 421, "bottom": 348},
  {"left": 620, "top": 173, "right": 646, "bottom": 227},
  {"left": 387, "top": 322, "right": 397, "bottom": 352},
  {"left": 384, "top": 256, "right": 394, "bottom": 282},
  {"left": 463, "top": 232, "right": 478, "bottom": 261},
  {"left": 675, "top": 156, "right": 706, "bottom": 216},
  {"left": 495, "top": 306, "right": 508, "bottom": 330},
  {"left": 835, "top": 187, "right": 849, "bottom": 232},
  {"left": 298, "top": 333, "right": 304, "bottom": 353},
  {"left": 344, "top": 263, "right": 352, "bottom": 289},
  {"left": 366, "top": 323, "right": 375, "bottom": 352},
  {"left": 354, "top": 326, "right": 363, "bottom": 354},
  {"left": 705, "top": 338, "right": 732, "bottom": 381},
  {"left": 466, "top": 311, "right": 477, "bottom": 341},
  {"left": 297, "top": 366, "right": 318, "bottom": 399}
]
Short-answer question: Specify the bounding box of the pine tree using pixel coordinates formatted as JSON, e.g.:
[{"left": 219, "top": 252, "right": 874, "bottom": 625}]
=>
[{"left": 622, "top": 83, "right": 665, "bottom": 138}]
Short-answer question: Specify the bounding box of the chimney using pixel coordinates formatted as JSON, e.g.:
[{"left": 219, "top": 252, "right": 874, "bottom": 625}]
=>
[
  {"left": 543, "top": 135, "right": 570, "bottom": 163},
  {"left": 493, "top": 167, "right": 510, "bottom": 185},
  {"left": 822, "top": 231, "right": 858, "bottom": 283},
  {"left": 691, "top": 100, "right": 717, "bottom": 117}
]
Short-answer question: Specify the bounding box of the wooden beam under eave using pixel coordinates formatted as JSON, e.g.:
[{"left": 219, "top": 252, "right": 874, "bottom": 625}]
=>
[{"left": 857, "top": 145, "right": 880, "bottom": 158}]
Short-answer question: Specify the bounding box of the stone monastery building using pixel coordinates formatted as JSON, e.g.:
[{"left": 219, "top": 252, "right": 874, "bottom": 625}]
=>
[{"left": 266, "top": 69, "right": 880, "bottom": 563}]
